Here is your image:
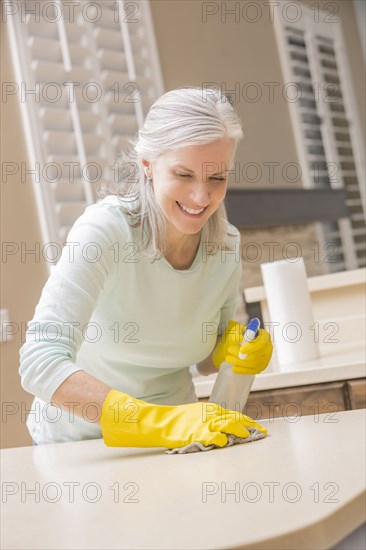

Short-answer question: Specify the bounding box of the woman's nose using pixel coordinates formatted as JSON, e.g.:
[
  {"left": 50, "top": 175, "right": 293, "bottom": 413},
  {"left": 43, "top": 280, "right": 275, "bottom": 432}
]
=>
[{"left": 189, "top": 182, "right": 211, "bottom": 207}]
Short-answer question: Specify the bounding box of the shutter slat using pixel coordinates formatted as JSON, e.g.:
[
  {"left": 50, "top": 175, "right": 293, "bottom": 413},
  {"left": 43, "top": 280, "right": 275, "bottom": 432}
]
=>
[
  {"left": 104, "top": 91, "right": 136, "bottom": 115},
  {"left": 83, "top": 135, "right": 103, "bottom": 156},
  {"left": 28, "top": 35, "right": 62, "bottom": 62},
  {"left": 101, "top": 69, "right": 130, "bottom": 88},
  {"left": 32, "top": 60, "right": 93, "bottom": 84},
  {"left": 32, "top": 59, "right": 66, "bottom": 82},
  {"left": 26, "top": 15, "right": 82, "bottom": 42},
  {"left": 42, "top": 109, "right": 100, "bottom": 133},
  {"left": 47, "top": 154, "right": 81, "bottom": 178},
  {"left": 40, "top": 108, "right": 72, "bottom": 131},
  {"left": 346, "top": 199, "right": 364, "bottom": 207},
  {"left": 352, "top": 213, "right": 365, "bottom": 222},
  {"left": 352, "top": 228, "right": 366, "bottom": 237},
  {"left": 97, "top": 47, "right": 147, "bottom": 75},
  {"left": 338, "top": 155, "right": 357, "bottom": 161},
  {"left": 64, "top": 22, "right": 86, "bottom": 44},
  {"left": 341, "top": 171, "right": 358, "bottom": 177},
  {"left": 68, "top": 43, "right": 91, "bottom": 67},
  {"left": 26, "top": 14, "right": 58, "bottom": 38},
  {"left": 108, "top": 113, "right": 138, "bottom": 134},
  {"left": 44, "top": 132, "right": 103, "bottom": 156},
  {"left": 93, "top": 7, "right": 122, "bottom": 30},
  {"left": 44, "top": 131, "right": 77, "bottom": 155},
  {"left": 93, "top": 27, "right": 123, "bottom": 50},
  {"left": 93, "top": 26, "right": 144, "bottom": 52},
  {"left": 346, "top": 184, "right": 363, "bottom": 192},
  {"left": 79, "top": 112, "right": 100, "bottom": 132},
  {"left": 39, "top": 85, "right": 96, "bottom": 111},
  {"left": 28, "top": 36, "right": 89, "bottom": 66},
  {"left": 98, "top": 48, "right": 128, "bottom": 71},
  {"left": 97, "top": 0, "right": 145, "bottom": 35},
  {"left": 101, "top": 70, "right": 151, "bottom": 91},
  {"left": 48, "top": 154, "right": 108, "bottom": 180}
]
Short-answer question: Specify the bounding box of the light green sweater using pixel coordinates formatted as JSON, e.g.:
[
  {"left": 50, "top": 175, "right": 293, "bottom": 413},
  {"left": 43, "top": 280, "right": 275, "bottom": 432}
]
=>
[{"left": 19, "top": 195, "right": 242, "bottom": 443}]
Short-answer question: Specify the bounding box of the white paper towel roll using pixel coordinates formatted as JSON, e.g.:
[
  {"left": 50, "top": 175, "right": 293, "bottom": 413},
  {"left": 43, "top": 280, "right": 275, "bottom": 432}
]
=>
[{"left": 260, "top": 258, "right": 320, "bottom": 365}]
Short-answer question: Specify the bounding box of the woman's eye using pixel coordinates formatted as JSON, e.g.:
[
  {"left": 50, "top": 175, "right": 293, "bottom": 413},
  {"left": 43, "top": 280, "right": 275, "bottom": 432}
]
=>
[{"left": 176, "top": 173, "right": 225, "bottom": 181}]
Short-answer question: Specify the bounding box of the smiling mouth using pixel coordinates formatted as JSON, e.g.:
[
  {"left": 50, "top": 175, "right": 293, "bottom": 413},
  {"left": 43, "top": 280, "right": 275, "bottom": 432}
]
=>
[{"left": 176, "top": 201, "right": 208, "bottom": 216}]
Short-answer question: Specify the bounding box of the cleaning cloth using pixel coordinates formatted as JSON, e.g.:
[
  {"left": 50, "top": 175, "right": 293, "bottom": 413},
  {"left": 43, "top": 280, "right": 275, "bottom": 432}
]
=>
[{"left": 165, "top": 428, "right": 266, "bottom": 454}]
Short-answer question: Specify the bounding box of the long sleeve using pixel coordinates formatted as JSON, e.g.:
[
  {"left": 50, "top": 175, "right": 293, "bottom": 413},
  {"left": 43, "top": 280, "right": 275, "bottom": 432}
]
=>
[
  {"left": 19, "top": 204, "right": 121, "bottom": 403},
  {"left": 218, "top": 228, "right": 243, "bottom": 335}
]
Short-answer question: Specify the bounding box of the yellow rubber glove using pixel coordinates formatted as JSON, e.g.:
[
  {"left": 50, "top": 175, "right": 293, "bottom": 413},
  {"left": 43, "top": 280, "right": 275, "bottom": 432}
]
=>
[
  {"left": 212, "top": 320, "right": 273, "bottom": 375},
  {"left": 100, "top": 389, "right": 267, "bottom": 448}
]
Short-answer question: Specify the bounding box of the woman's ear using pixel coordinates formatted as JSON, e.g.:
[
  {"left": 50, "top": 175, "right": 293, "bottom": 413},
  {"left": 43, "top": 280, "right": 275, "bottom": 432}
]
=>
[{"left": 141, "top": 159, "right": 152, "bottom": 179}]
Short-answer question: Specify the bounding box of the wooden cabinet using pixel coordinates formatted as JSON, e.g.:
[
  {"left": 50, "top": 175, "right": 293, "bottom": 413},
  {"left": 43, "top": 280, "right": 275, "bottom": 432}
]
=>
[
  {"left": 347, "top": 379, "right": 366, "bottom": 409},
  {"left": 199, "top": 378, "right": 366, "bottom": 421},
  {"left": 243, "top": 381, "right": 347, "bottom": 421}
]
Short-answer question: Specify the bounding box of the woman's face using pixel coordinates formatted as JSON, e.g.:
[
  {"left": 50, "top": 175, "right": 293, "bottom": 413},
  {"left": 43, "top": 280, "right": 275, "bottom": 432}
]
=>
[{"left": 143, "top": 138, "right": 235, "bottom": 240}]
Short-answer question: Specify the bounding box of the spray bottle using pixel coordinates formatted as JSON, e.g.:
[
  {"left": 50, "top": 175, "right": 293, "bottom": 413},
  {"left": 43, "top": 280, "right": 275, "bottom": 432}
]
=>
[{"left": 209, "top": 318, "right": 261, "bottom": 413}]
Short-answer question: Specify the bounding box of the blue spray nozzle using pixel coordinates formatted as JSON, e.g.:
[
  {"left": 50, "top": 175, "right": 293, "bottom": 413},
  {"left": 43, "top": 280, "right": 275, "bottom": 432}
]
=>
[
  {"left": 238, "top": 318, "right": 261, "bottom": 360},
  {"left": 244, "top": 317, "right": 261, "bottom": 342}
]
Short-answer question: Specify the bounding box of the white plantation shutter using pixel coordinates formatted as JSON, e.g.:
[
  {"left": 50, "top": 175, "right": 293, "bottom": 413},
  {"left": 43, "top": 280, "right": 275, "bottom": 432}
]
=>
[
  {"left": 6, "top": 0, "right": 164, "bottom": 262},
  {"left": 272, "top": 2, "right": 366, "bottom": 271}
]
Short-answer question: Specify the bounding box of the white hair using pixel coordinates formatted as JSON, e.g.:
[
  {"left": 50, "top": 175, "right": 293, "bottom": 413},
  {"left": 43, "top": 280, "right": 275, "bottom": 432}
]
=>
[{"left": 97, "top": 86, "right": 244, "bottom": 258}]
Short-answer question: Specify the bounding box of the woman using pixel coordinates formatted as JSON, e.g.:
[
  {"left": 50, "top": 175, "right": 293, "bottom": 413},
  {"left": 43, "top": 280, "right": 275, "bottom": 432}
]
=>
[{"left": 19, "top": 87, "right": 272, "bottom": 449}]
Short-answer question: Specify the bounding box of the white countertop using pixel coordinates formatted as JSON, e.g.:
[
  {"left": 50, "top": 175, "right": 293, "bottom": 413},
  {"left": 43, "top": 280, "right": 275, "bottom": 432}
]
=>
[
  {"left": 193, "top": 340, "right": 366, "bottom": 397},
  {"left": 244, "top": 268, "right": 366, "bottom": 303},
  {"left": 1, "top": 410, "right": 365, "bottom": 550}
]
